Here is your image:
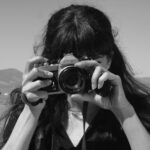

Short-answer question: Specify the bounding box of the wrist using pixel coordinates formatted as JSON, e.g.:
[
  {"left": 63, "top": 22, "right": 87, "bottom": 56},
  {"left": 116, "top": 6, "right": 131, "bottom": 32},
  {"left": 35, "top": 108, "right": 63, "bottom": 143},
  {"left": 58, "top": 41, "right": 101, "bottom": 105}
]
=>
[
  {"left": 21, "top": 93, "right": 43, "bottom": 106},
  {"left": 21, "top": 93, "right": 46, "bottom": 117},
  {"left": 111, "top": 101, "right": 135, "bottom": 124}
]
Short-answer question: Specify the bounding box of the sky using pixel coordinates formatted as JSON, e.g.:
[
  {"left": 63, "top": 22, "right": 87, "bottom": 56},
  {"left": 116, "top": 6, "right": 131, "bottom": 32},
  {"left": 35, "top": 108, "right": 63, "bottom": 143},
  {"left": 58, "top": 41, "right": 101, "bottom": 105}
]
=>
[{"left": 0, "top": 0, "right": 150, "bottom": 77}]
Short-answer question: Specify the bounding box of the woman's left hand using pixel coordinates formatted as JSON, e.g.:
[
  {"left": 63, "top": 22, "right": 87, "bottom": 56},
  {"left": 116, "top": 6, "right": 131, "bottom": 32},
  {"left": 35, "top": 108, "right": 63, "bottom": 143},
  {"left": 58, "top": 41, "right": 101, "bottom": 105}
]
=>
[{"left": 72, "top": 60, "right": 133, "bottom": 115}]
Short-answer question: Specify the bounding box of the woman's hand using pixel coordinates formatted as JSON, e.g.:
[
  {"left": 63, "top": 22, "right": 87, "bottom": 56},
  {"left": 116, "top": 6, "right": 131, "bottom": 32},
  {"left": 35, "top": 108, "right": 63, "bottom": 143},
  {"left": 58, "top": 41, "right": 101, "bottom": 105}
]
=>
[
  {"left": 72, "top": 60, "right": 134, "bottom": 121},
  {"left": 21, "top": 56, "right": 53, "bottom": 114}
]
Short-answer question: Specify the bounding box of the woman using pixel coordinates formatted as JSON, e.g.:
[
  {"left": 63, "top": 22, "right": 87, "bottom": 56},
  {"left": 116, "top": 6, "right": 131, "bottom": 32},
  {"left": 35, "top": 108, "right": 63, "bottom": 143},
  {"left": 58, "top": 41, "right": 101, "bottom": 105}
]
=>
[{"left": 1, "top": 4, "right": 150, "bottom": 150}]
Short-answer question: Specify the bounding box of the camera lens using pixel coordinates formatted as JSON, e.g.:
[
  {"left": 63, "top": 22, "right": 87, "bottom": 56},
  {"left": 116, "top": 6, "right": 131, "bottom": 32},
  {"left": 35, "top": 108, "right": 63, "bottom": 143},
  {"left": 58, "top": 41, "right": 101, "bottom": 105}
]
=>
[
  {"left": 58, "top": 66, "right": 86, "bottom": 94},
  {"left": 65, "top": 74, "right": 79, "bottom": 86}
]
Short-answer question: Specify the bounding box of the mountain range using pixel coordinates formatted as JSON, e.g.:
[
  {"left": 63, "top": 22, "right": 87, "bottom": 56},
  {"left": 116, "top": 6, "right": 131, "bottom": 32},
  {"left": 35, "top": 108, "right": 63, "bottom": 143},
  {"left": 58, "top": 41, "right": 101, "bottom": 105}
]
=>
[
  {"left": 0, "top": 69, "right": 22, "bottom": 104},
  {"left": 0, "top": 68, "right": 22, "bottom": 93}
]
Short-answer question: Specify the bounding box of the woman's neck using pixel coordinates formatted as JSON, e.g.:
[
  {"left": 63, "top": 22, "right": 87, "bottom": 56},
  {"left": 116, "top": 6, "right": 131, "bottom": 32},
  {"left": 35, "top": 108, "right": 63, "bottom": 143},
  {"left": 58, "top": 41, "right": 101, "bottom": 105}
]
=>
[{"left": 67, "top": 95, "right": 99, "bottom": 123}]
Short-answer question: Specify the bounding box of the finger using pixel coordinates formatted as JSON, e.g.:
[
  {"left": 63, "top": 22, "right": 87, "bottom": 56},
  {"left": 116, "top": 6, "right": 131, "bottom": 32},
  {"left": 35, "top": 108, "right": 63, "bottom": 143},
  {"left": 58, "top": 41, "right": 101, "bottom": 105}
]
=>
[
  {"left": 24, "top": 56, "right": 48, "bottom": 74},
  {"left": 22, "top": 80, "right": 52, "bottom": 92},
  {"left": 70, "top": 93, "right": 94, "bottom": 103},
  {"left": 75, "top": 60, "right": 99, "bottom": 69},
  {"left": 93, "top": 94, "right": 110, "bottom": 109},
  {"left": 70, "top": 93, "right": 109, "bottom": 109},
  {"left": 91, "top": 66, "right": 104, "bottom": 90},
  {"left": 23, "top": 67, "right": 53, "bottom": 85},
  {"left": 97, "top": 71, "right": 109, "bottom": 89},
  {"left": 98, "top": 71, "right": 121, "bottom": 90},
  {"left": 101, "top": 71, "right": 121, "bottom": 86},
  {"left": 25, "top": 91, "right": 49, "bottom": 102},
  {"left": 70, "top": 92, "right": 106, "bottom": 103}
]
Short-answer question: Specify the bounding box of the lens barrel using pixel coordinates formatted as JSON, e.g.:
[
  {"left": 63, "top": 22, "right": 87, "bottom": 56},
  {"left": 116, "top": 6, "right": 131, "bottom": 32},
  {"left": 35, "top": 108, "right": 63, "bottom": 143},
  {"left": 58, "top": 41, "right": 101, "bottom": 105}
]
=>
[{"left": 58, "top": 66, "right": 86, "bottom": 94}]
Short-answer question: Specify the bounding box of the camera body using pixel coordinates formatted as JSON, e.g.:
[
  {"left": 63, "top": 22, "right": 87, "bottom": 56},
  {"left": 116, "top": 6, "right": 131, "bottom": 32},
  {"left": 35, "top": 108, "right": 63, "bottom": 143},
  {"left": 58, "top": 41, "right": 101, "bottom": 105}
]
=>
[
  {"left": 38, "top": 53, "right": 90, "bottom": 95},
  {"left": 38, "top": 54, "right": 112, "bottom": 96},
  {"left": 39, "top": 64, "right": 89, "bottom": 95}
]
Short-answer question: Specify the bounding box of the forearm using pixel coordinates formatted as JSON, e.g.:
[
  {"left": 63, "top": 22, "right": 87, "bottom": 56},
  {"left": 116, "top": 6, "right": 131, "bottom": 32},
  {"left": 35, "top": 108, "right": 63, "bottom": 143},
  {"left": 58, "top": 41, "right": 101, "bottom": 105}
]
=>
[
  {"left": 123, "top": 112, "right": 150, "bottom": 150},
  {"left": 2, "top": 105, "right": 40, "bottom": 150},
  {"left": 113, "top": 104, "right": 150, "bottom": 150}
]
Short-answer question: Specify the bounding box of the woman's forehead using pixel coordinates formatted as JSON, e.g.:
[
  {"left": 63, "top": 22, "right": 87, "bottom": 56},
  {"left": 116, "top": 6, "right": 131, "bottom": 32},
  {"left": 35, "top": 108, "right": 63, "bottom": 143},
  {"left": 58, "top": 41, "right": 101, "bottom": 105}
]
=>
[{"left": 59, "top": 53, "right": 107, "bottom": 62}]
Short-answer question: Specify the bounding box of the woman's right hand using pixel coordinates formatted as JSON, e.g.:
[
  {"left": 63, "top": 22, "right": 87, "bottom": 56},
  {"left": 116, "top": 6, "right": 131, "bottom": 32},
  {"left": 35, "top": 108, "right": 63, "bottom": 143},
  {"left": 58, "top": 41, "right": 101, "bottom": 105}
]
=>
[{"left": 21, "top": 56, "right": 53, "bottom": 114}]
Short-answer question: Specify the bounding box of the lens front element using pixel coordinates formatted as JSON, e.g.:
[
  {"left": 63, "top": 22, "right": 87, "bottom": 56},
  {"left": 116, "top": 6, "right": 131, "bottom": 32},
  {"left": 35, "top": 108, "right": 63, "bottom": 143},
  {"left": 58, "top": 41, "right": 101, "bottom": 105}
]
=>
[{"left": 58, "top": 66, "right": 85, "bottom": 94}]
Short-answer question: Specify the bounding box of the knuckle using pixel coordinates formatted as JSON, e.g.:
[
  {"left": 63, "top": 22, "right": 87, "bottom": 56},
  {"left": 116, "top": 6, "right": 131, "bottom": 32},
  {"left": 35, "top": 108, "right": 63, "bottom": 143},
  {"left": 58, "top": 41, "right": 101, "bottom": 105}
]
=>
[
  {"left": 33, "top": 67, "right": 39, "bottom": 74},
  {"left": 21, "top": 86, "right": 27, "bottom": 93},
  {"left": 34, "top": 68, "right": 42, "bottom": 77}
]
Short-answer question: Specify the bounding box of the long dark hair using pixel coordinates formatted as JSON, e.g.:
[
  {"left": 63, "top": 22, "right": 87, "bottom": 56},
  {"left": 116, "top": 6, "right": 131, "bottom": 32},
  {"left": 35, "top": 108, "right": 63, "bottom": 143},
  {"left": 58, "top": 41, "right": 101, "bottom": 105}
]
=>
[
  {"left": 38, "top": 3, "right": 150, "bottom": 131},
  {"left": 1, "top": 4, "right": 150, "bottom": 150}
]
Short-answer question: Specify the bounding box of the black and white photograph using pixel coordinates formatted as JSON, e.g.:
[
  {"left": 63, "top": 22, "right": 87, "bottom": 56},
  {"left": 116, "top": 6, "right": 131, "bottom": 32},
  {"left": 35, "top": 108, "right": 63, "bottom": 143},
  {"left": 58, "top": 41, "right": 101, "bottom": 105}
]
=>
[{"left": 0, "top": 0, "right": 150, "bottom": 150}]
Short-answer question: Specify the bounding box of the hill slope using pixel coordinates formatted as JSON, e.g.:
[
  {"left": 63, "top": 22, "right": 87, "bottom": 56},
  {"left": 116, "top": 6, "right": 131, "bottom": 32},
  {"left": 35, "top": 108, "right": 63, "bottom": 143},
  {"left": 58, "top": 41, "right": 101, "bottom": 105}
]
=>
[
  {"left": 0, "top": 68, "right": 22, "bottom": 93},
  {"left": 0, "top": 68, "right": 22, "bottom": 104}
]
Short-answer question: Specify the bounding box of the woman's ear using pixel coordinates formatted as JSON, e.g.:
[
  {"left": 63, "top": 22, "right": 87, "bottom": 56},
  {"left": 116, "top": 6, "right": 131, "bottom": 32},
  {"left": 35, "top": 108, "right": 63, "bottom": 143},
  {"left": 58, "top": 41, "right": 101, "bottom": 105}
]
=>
[{"left": 105, "top": 57, "right": 112, "bottom": 70}]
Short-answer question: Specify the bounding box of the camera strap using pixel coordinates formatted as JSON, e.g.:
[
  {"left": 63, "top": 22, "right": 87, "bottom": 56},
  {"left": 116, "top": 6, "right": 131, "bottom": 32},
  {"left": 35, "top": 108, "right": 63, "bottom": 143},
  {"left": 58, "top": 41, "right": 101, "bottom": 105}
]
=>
[{"left": 81, "top": 101, "right": 88, "bottom": 150}]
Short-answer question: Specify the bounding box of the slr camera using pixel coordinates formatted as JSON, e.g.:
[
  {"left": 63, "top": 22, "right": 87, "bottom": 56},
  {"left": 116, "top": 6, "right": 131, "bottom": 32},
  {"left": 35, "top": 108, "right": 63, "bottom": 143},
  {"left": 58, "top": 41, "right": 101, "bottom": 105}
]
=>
[{"left": 38, "top": 54, "right": 112, "bottom": 97}]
